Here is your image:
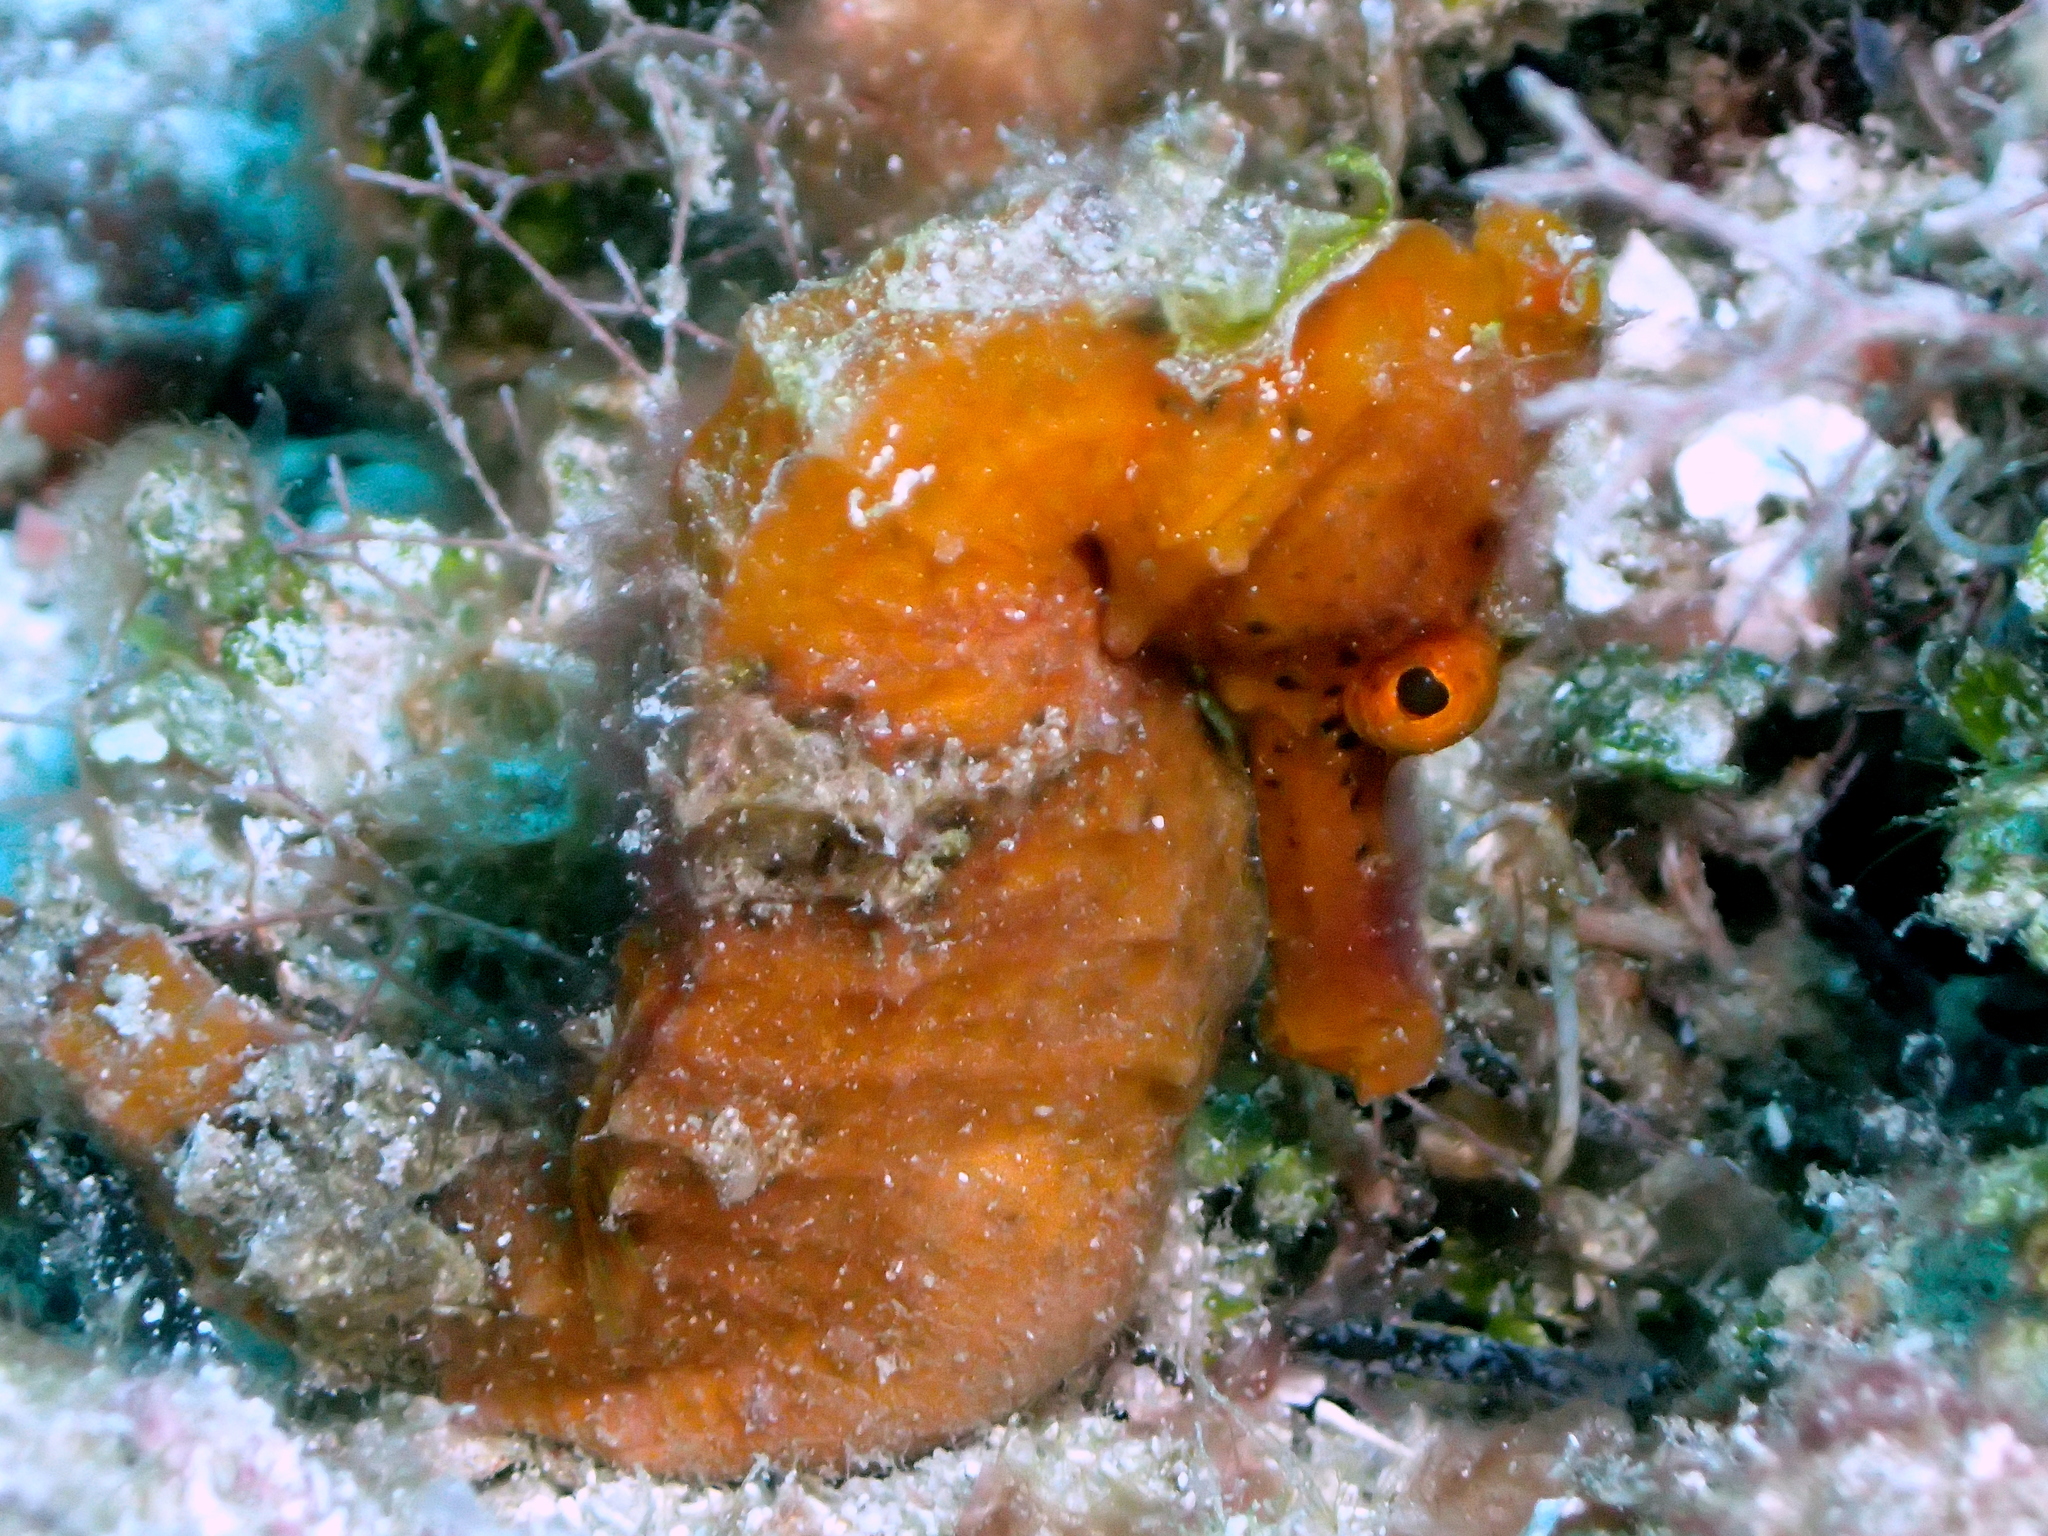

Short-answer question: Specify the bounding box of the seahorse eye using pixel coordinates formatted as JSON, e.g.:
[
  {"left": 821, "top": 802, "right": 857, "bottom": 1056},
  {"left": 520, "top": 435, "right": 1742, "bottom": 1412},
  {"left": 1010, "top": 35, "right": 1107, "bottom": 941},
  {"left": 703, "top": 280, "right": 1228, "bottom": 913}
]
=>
[
  {"left": 1395, "top": 666, "right": 1451, "bottom": 719},
  {"left": 1343, "top": 628, "right": 1500, "bottom": 756}
]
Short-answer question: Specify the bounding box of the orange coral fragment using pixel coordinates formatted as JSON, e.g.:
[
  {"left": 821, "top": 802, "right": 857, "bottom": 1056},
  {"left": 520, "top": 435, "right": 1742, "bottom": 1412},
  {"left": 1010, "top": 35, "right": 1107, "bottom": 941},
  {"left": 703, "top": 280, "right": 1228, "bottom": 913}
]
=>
[
  {"left": 40, "top": 928, "right": 306, "bottom": 1162},
  {"left": 0, "top": 274, "right": 141, "bottom": 462}
]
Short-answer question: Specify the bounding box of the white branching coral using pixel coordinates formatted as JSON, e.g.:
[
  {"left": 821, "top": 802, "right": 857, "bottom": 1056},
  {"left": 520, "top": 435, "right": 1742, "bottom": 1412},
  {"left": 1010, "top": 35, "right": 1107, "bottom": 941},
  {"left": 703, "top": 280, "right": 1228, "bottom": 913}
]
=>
[{"left": 1488, "top": 75, "right": 2040, "bottom": 668}]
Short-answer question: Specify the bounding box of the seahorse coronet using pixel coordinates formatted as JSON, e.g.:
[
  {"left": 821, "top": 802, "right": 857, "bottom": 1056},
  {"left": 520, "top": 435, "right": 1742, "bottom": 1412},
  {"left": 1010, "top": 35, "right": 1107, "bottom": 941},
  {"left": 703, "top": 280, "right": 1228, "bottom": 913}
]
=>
[{"left": 742, "top": 109, "right": 1401, "bottom": 448}]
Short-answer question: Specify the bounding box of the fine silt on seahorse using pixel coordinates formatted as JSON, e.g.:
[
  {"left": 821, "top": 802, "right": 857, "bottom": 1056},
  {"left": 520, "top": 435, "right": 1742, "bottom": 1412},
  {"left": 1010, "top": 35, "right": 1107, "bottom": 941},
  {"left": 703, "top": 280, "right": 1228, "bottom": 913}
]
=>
[{"left": 40, "top": 122, "right": 1597, "bottom": 1477}]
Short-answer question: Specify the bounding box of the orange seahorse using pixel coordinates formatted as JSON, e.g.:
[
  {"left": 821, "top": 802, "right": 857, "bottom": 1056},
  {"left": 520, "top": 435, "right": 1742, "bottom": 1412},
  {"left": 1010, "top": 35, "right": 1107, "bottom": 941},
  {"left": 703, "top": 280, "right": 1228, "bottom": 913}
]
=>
[{"left": 40, "top": 138, "right": 1595, "bottom": 1477}]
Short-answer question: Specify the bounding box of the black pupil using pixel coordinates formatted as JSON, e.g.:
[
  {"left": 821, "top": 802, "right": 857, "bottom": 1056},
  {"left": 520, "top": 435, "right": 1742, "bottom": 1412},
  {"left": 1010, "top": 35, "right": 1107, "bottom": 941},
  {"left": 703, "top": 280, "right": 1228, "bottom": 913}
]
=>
[{"left": 1395, "top": 667, "right": 1451, "bottom": 719}]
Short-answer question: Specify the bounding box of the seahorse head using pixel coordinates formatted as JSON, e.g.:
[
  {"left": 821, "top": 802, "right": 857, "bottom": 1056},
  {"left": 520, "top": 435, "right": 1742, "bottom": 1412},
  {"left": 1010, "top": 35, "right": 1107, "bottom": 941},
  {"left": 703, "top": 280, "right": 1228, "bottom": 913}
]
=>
[{"left": 665, "top": 123, "right": 1596, "bottom": 1100}]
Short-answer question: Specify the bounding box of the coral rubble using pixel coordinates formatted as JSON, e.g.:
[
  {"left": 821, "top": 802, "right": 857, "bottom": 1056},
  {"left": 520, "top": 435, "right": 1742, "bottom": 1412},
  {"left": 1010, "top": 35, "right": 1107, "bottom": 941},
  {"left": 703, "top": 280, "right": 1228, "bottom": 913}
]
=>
[{"left": 13, "top": 0, "right": 2048, "bottom": 1532}]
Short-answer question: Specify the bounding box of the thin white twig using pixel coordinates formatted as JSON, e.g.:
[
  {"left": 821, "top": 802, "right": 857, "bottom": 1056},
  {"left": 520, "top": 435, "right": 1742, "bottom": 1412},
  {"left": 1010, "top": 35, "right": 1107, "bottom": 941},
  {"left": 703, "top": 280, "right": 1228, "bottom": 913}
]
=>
[
  {"left": 1539, "top": 921, "right": 1583, "bottom": 1185},
  {"left": 1472, "top": 68, "right": 2048, "bottom": 527},
  {"left": 542, "top": 21, "right": 756, "bottom": 80},
  {"left": 636, "top": 55, "right": 728, "bottom": 371},
  {"left": 526, "top": 8, "right": 804, "bottom": 330},
  {"left": 326, "top": 451, "right": 358, "bottom": 522},
  {"left": 371, "top": 257, "right": 555, "bottom": 568},
  {"left": 601, "top": 238, "right": 650, "bottom": 311},
  {"left": 348, "top": 118, "right": 651, "bottom": 381},
  {"left": 1474, "top": 70, "right": 1819, "bottom": 280},
  {"left": 753, "top": 98, "right": 808, "bottom": 281},
  {"left": 1395, "top": 1092, "right": 1540, "bottom": 1189},
  {"left": 283, "top": 455, "right": 441, "bottom": 621},
  {"left": 1972, "top": 0, "right": 2042, "bottom": 48},
  {"left": 1922, "top": 435, "right": 2038, "bottom": 565},
  {"left": 243, "top": 745, "right": 596, "bottom": 976},
  {"left": 1713, "top": 430, "right": 1881, "bottom": 655},
  {"left": 169, "top": 904, "right": 404, "bottom": 945},
  {"left": 1311, "top": 1399, "right": 1417, "bottom": 1458},
  {"left": 280, "top": 527, "right": 555, "bottom": 560},
  {"left": 498, "top": 383, "right": 530, "bottom": 461},
  {"left": 1442, "top": 796, "right": 1590, "bottom": 1184}
]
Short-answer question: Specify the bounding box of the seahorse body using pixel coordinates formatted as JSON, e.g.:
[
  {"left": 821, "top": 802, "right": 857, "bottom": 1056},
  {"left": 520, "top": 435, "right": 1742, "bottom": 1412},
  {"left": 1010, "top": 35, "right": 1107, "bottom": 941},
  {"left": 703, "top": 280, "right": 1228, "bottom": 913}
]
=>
[
  {"left": 430, "top": 190, "right": 1593, "bottom": 1471},
  {"left": 433, "top": 677, "right": 1260, "bottom": 1471},
  {"left": 38, "top": 136, "right": 1595, "bottom": 1478}
]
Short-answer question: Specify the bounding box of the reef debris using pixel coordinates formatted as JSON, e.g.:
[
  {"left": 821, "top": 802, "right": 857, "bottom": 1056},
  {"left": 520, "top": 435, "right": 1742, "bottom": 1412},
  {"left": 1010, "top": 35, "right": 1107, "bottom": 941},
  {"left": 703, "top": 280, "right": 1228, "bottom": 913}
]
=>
[{"left": 20, "top": 1, "right": 2048, "bottom": 1531}]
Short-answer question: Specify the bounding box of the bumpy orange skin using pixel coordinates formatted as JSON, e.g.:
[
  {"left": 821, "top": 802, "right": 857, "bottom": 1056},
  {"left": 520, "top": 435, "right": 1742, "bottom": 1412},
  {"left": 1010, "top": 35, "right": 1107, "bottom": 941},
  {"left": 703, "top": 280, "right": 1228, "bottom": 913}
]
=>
[
  {"left": 702, "top": 208, "right": 1595, "bottom": 1093},
  {"left": 437, "top": 680, "right": 1261, "bottom": 1473}
]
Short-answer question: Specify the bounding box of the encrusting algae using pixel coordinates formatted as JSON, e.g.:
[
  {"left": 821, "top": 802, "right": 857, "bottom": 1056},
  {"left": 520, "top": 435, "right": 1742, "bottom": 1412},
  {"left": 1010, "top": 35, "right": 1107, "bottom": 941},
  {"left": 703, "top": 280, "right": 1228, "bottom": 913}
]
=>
[{"left": 38, "top": 122, "right": 1596, "bottom": 1478}]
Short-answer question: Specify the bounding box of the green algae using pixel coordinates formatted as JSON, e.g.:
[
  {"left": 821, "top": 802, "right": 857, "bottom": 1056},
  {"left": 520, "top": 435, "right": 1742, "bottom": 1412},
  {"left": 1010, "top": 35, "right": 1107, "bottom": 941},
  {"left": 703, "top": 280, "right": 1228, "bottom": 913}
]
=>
[
  {"left": 1550, "top": 644, "right": 1778, "bottom": 791},
  {"left": 1186, "top": 1087, "right": 1339, "bottom": 1247},
  {"left": 1937, "top": 643, "right": 2048, "bottom": 766},
  {"left": 1926, "top": 639, "right": 2048, "bottom": 972}
]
